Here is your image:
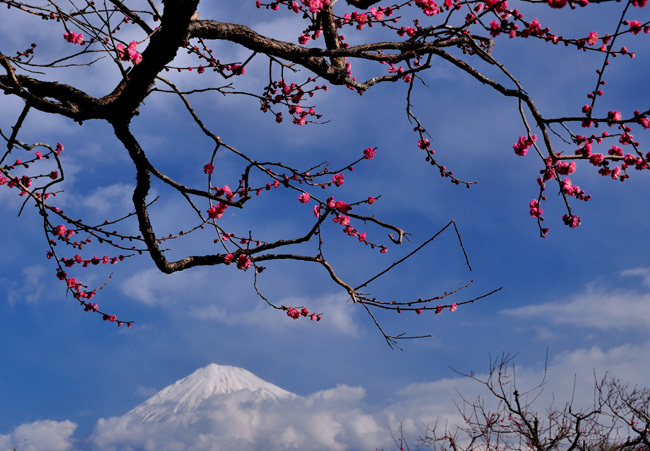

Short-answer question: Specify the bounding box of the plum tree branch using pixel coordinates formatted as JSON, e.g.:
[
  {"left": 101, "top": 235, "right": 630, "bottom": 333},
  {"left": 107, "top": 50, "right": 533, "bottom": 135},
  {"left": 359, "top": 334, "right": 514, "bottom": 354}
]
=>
[{"left": 1, "top": 0, "right": 643, "bottom": 338}]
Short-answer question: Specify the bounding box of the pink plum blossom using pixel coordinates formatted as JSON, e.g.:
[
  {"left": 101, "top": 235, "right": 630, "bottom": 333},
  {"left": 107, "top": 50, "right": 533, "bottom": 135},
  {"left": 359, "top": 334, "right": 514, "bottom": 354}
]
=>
[
  {"left": 363, "top": 147, "right": 376, "bottom": 160},
  {"left": 513, "top": 135, "right": 537, "bottom": 156},
  {"left": 562, "top": 214, "right": 581, "bottom": 228},
  {"left": 335, "top": 201, "right": 351, "bottom": 213},
  {"left": 640, "top": 117, "right": 650, "bottom": 128},
  {"left": 587, "top": 32, "right": 598, "bottom": 45},
  {"left": 628, "top": 20, "right": 643, "bottom": 34},
  {"left": 237, "top": 254, "right": 251, "bottom": 270},
  {"left": 332, "top": 174, "right": 344, "bottom": 186},
  {"left": 117, "top": 41, "right": 142, "bottom": 65},
  {"left": 302, "top": 0, "right": 328, "bottom": 13},
  {"left": 286, "top": 306, "right": 300, "bottom": 319},
  {"left": 548, "top": 0, "right": 567, "bottom": 8},
  {"left": 207, "top": 202, "right": 228, "bottom": 219},
  {"left": 556, "top": 161, "right": 576, "bottom": 175},
  {"left": 529, "top": 199, "right": 543, "bottom": 218},
  {"left": 589, "top": 153, "right": 605, "bottom": 166},
  {"left": 63, "top": 32, "right": 84, "bottom": 44}
]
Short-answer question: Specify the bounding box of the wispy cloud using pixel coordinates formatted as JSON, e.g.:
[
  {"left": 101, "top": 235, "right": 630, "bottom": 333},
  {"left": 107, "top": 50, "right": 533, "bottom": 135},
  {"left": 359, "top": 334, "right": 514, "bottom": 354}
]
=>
[
  {"left": 4, "top": 265, "right": 50, "bottom": 305},
  {"left": 621, "top": 266, "right": 650, "bottom": 288},
  {"left": 78, "top": 183, "right": 135, "bottom": 216},
  {"left": 502, "top": 270, "right": 650, "bottom": 331}
]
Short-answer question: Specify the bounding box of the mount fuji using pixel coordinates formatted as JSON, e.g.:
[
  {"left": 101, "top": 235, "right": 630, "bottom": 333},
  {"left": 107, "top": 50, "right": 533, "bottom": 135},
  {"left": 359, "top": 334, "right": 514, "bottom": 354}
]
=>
[
  {"left": 88, "top": 364, "right": 389, "bottom": 450},
  {"left": 128, "top": 363, "right": 295, "bottom": 423}
]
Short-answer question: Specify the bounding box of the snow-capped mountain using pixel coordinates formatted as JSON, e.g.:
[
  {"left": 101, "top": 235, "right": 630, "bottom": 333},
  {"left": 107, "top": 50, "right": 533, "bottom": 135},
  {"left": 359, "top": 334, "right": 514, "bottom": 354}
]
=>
[
  {"left": 129, "top": 363, "right": 295, "bottom": 423},
  {"left": 87, "top": 364, "right": 391, "bottom": 450}
]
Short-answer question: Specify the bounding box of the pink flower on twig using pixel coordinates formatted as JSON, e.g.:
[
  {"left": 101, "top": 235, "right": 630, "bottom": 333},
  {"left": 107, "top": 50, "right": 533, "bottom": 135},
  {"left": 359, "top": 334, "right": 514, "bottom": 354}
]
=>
[
  {"left": 363, "top": 147, "right": 376, "bottom": 160},
  {"left": 117, "top": 41, "right": 142, "bottom": 65},
  {"left": 63, "top": 32, "right": 84, "bottom": 45}
]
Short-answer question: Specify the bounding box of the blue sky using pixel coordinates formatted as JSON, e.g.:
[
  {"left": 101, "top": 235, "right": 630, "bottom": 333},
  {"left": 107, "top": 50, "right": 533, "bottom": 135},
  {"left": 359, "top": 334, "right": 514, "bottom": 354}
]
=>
[{"left": 1, "top": 0, "right": 650, "bottom": 449}]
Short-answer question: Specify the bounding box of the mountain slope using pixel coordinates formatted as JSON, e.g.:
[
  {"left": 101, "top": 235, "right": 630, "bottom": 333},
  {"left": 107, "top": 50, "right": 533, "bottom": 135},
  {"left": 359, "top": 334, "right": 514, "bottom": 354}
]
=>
[{"left": 129, "top": 363, "right": 295, "bottom": 423}]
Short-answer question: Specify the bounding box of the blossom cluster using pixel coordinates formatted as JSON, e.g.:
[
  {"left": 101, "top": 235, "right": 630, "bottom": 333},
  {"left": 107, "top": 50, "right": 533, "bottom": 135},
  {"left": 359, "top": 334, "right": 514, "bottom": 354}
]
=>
[
  {"left": 363, "top": 147, "right": 376, "bottom": 160},
  {"left": 513, "top": 135, "right": 537, "bottom": 156},
  {"left": 116, "top": 41, "right": 142, "bottom": 65},
  {"left": 302, "top": 0, "right": 329, "bottom": 13},
  {"left": 63, "top": 31, "right": 84, "bottom": 45},
  {"left": 415, "top": 0, "right": 442, "bottom": 16},
  {"left": 522, "top": 106, "right": 650, "bottom": 234},
  {"left": 285, "top": 306, "right": 321, "bottom": 321},
  {"left": 260, "top": 78, "right": 325, "bottom": 126},
  {"left": 206, "top": 185, "right": 235, "bottom": 219},
  {"left": 529, "top": 199, "right": 543, "bottom": 218},
  {"left": 222, "top": 253, "right": 252, "bottom": 270}
]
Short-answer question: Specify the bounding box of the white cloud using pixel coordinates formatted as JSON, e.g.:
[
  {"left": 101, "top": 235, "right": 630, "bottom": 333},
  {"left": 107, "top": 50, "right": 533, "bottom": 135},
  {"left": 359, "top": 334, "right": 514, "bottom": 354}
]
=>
[
  {"left": 548, "top": 341, "right": 650, "bottom": 390},
  {"left": 79, "top": 183, "right": 134, "bottom": 216},
  {"left": 3, "top": 265, "right": 50, "bottom": 305},
  {"left": 502, "top": 276, "right": 650, "bottom": 331},
  {"left": 89, "top": 385, "right": 388, "bottom": 451},
  {"left": 119, "top": 267, "right": 213, "bottom": 307},
  {"left": 621, "top": 266, "right": 650, "bottom": 288},
  {"left": 0, "top": 420, "right": 77, "bottom": 451}
]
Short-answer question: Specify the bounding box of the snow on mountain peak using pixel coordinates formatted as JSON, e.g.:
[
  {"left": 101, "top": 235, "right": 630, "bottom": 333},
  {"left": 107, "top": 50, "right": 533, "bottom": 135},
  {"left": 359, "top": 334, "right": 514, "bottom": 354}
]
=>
[{"left": 129, "top": 363, "right": 295, "bottom": 423}]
